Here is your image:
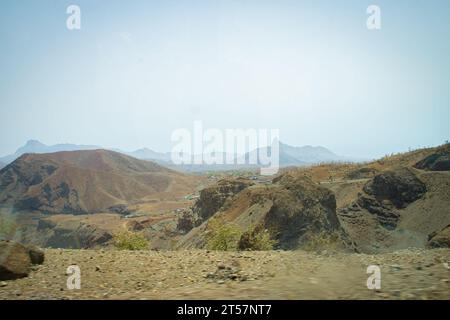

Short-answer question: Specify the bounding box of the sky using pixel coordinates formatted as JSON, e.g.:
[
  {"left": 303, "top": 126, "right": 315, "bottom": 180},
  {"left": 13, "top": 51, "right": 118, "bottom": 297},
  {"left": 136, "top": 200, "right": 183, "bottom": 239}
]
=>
[{"left": 1, "top": 0, "right": 449, "bottom": 159}]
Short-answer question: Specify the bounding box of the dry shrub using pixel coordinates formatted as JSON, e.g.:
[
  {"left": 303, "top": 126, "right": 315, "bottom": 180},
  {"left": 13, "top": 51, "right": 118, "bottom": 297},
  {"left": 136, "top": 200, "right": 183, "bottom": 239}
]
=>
[
  {"left": 207, "top": 219, "right": 277, "bottom": 251},
  {"left": 238, "top": 227, "right": 277, "bottom": 251},
  {"left": 113, "top": 230, "right": 149, "bottom": 250},
  {"left": 206, "top": 218, "right": 242, "bottom": 251},
  {"left": 301, "top": 231, "right": 342, "bottom": 252}
]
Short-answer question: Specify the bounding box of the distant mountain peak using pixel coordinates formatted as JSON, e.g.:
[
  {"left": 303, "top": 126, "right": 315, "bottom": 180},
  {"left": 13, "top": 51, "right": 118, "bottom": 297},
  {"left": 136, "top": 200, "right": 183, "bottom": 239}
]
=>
[
  {"left": 18, "top": 140, "right": 47, "bottom": 150},
  {"left": 25, "top": 139, "right": 46, "bottom": 147},
  {"left": 15, "top": 140, "right": 48, "bottom": 155}
]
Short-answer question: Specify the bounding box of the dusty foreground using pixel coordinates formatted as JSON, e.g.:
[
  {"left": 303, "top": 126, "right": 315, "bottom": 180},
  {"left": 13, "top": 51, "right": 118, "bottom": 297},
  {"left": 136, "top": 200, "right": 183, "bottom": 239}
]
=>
[{"left": 0, "top": 248, "right": 449, "bottom": 300}]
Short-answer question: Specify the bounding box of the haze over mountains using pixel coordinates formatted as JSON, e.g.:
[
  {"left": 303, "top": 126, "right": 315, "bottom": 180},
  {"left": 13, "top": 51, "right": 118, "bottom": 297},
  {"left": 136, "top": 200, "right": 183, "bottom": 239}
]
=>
[{"left": 0, "top": 140, "right": 364, "bottom": 172}]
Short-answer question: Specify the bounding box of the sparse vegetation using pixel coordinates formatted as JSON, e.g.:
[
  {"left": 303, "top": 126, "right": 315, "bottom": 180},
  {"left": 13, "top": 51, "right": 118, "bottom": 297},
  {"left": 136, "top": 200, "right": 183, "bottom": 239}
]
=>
[
  {"left": 206, "top": 219, "right": 242, "bottom": 251},
  {"left": 238, "top": 227, "right": 277, "bottom": 251},
  {"left": 207, "top": 219, "right": 277, "bottom": 251},
  {"left": 113, "top": 230, "right": 150, "bottom": 250},
  {"left": 301, "top": 231, "right": 342, "bottom": 252}
]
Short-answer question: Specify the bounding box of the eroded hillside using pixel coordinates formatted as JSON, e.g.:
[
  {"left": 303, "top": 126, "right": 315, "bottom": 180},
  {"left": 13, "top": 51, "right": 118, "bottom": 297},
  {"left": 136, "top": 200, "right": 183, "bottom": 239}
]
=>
[{"left": 0, "top": 149, "right": 201, "bottom": 214}]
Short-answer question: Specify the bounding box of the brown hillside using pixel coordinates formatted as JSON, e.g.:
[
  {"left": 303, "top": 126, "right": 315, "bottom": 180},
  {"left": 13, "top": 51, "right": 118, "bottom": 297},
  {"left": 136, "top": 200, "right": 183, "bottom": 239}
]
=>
[{"left": 0, "top": 150, "right": 200, "bottom": 214}]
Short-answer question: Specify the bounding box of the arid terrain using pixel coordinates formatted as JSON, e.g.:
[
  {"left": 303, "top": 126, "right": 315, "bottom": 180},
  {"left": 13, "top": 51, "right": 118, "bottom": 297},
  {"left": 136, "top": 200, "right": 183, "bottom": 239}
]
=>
[
  {"left": 1, "top": 143, "right": 449, "bottom": 300},
  {"left": 0, "top": 248, "right": 448, "bottom": 300}
]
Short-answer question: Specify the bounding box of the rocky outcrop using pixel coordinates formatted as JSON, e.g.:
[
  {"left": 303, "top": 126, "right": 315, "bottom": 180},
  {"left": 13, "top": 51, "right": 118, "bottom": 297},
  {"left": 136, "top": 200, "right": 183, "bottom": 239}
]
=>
[
  {"left": 414, "top": 145, "right": 450, "bottom": 171},
  {"left": 126, "top": 218, "right": 153, "bottom": 231},
  {"left": 196, "top": 178, "right": 254, "bottom": 221},
  {"left": 341, "top": 167, "right": 427, "bottom": 230},
  {"left": 363, "top": 167, "right": 427, "bottom": 207},
  {"left": 262, "top": 173, "right": 342, "bottom": 249},
  {"left": 0, "top": 241, "right": 44, "bottom": 280},
  {"left": 344, "top": 167, "right": 378, "bottom": 180},
  {"left": 178, "top": 172, "right": 350, "bottom": 251},
  {"left": 176, "top": 209, "right": 202, "bottom": 233},
  {"left": 176, "top": 178, "right": 254, "bottom": 233},
  {"left": 107, "top": 204, "right": 131, "bottom": 215},
  {"left": 37, "top": 219, "right": 113, "bottom": 249},
  {"left": 427, "top": 225, "right": 450, "bottom": 248}
]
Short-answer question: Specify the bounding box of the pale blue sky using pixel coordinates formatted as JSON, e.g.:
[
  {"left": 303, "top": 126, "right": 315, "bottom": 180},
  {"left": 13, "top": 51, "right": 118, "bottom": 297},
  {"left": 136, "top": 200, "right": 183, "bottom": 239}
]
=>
[{"left": 1, "top": 0, "right": 449, "bottom": 159}]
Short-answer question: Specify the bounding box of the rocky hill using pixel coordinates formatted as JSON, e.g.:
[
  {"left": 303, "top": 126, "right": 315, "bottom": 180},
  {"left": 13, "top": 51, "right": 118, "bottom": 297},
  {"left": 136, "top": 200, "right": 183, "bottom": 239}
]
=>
[
  {"left": 312, "top": 143, "right": 450, "bottom": 253},
  {"left": 0, "top": 149, "right": 198, "bottom": 214},
  {"left": 337, "top": 167, "right": 450, "bottom": 253},
  {"left": 177, "top": 172, "right": 351, "bottom": 251},
  {"left": 175, "top": 144, "right": 450, "bottom": 253}
]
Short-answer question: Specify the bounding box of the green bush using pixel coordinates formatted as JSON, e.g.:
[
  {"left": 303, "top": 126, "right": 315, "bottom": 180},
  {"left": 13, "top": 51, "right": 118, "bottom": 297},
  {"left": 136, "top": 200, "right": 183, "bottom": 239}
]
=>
[
  {"left": 113, "top": 230, "right": 149, "bottom": 250},
  {"left": 206, "top": 219, "right": 242, "bottom": 251},
  {"left": 238, "top": 227, "right": 277, "bottom": 251}
]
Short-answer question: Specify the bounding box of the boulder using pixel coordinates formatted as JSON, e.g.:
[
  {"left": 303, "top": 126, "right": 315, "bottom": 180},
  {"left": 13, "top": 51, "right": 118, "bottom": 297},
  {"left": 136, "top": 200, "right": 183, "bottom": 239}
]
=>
[
  {"left": 0, "top": 241, "right": 44, "bottom": 280},
  {"left": 26, "top": 245, "right": 45, "bottom": 264}
]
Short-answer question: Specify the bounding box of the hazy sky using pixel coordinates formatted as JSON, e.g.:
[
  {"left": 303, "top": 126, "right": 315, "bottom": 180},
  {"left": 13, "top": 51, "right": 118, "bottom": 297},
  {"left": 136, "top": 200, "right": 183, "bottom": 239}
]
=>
[{"left": 1, "top": 0, "right": 449, "bottom": 159}]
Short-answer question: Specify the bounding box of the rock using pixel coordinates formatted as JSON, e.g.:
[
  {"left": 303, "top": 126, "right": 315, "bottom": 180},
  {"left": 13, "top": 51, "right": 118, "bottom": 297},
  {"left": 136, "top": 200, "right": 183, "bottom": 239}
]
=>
[
  {"left": 27, "top": 245, "right": 45, "bottom": 264},
  {"left": 43, "top": 221, "right": 113, "bottom": 249},
  {"left": 427, "top": 225, "right": 450, "bottom": 248},
  {"left": 341, "top": 167, "right": 427, "bottom": 230},
  {"left": 206, "top": 261, "right": 249, "bottom": 282},
  {"left": 345, "top": 167, "right": 379, "bottom": 180},
  {"left": 414, "top": 145, "right": 450, "bottom": 171},
  {"left": 362, "top": 167, "right": 426, "bottom": 209},
  {"left": 107, "top": 204, "right": 131, "bottom": 215},
  {"left": 196, "top": 178, "right": 254, "bottom": 221},
  {"left": 176, "top": 209, "right": 201, "bottom": 233},
  {"left": 127, "top": 218, "right": 153, "bottom": 232},
  {"left": 0, "top": 241, "right": 40, "bottom": 280},
  {"left": 177, "top": 178, "right": 254, "bottom": 234},
  {"left": 262, "top": 173, "right": 342, "bottom": 249}
]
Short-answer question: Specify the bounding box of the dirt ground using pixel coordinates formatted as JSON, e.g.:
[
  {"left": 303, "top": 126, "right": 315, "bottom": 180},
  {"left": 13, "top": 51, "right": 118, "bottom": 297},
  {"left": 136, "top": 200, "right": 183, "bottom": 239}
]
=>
[{"left": 0, "top": 248, "right": 449, "bottom": 300}]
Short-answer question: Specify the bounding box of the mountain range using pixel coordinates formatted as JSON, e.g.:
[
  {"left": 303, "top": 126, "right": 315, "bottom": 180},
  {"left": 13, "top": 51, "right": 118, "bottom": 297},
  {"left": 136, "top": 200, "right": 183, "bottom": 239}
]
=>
[{"left": 0, "top": 140, "right": 362, "bottom": 172}]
